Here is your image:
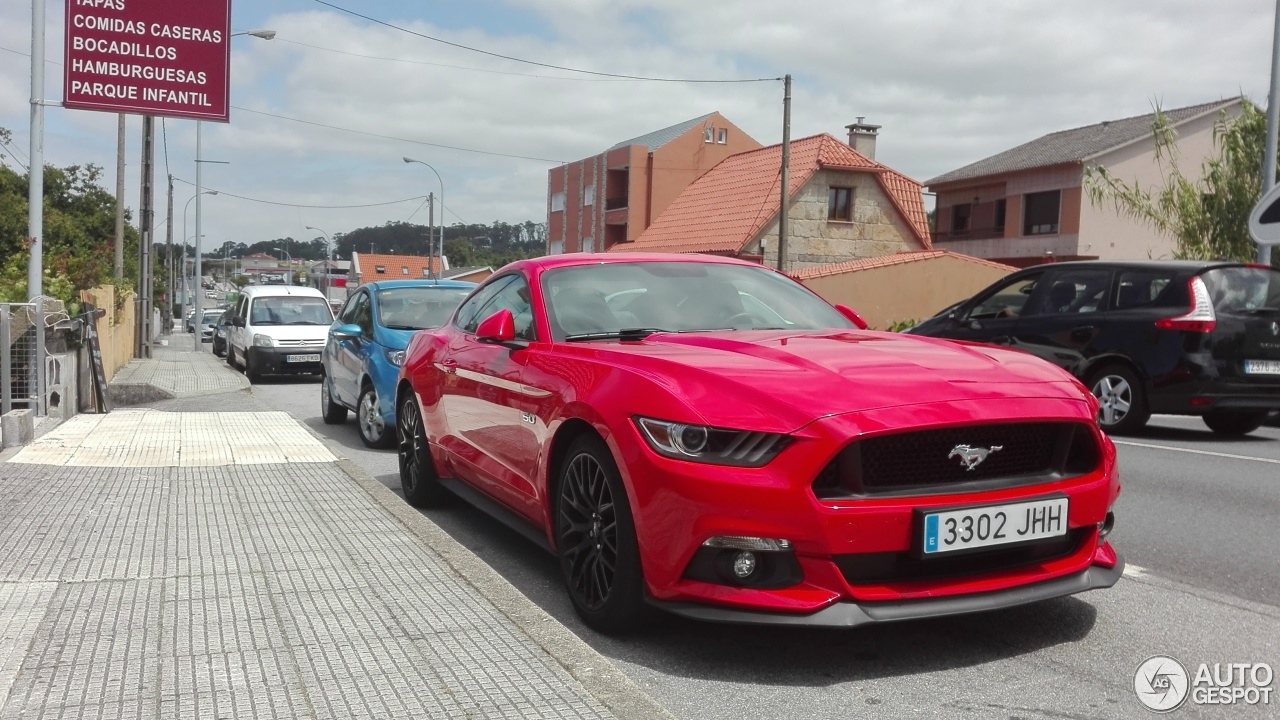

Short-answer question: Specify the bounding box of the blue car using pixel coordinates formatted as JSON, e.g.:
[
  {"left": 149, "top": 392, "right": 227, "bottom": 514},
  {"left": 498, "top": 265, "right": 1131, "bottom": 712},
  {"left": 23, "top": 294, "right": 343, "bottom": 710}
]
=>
[{"left": 321, "top": 280, "right": 476, "bottom": 447}]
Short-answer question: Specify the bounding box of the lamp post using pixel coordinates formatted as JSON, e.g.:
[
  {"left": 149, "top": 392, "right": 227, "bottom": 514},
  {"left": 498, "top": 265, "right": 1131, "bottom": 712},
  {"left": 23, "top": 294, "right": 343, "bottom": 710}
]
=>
[
  {"left": 305, "top": 225, "right": 332, "bottom": 298},
  {"left": 273, "top": 247, "right": 293, "bottom": 285},
  {"left": 180, "top": 191, "right": 216, "bottom": 331},
  {"left": 193, "top": 28, "right": 274, "bottom": 350},
  {"left": 403, "top": 157, "right": 445, "bottom": 279}
]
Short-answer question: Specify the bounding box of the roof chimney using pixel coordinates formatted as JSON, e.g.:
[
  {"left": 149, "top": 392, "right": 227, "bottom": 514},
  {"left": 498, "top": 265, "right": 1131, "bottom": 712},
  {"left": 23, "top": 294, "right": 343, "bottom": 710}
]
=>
[{"left": 846, "top": 118, "right": 882, "bottom": 160}]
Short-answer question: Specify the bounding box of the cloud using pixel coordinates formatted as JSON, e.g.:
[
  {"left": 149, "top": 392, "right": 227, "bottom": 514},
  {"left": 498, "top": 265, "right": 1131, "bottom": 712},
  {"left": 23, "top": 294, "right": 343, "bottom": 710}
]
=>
[{"left": 0, "top": 0, "right": 1272, "bottom": 254}]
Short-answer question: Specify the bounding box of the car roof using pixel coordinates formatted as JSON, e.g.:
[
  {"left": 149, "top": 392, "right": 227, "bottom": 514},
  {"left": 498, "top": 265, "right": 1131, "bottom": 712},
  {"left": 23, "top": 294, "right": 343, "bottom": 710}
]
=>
[
  {"left": 1014, "top": 259, "right": 1256, "bottom": 273},
  {"left": 361, "top": 279, "right": 477, "bottom": 291},
  {"left": 507, "top": 252, "right": 765, "bottom": 274},
  {"left": 239, "top": 285, "right": 327, "bottom": 298}
]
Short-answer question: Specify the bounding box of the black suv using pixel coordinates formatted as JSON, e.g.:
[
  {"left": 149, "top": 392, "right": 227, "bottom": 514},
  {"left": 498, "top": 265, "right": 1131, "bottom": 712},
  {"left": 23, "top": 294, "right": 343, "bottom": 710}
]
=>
[{"left": 909, "top": 261, "right": 1280, "bottom": 436}]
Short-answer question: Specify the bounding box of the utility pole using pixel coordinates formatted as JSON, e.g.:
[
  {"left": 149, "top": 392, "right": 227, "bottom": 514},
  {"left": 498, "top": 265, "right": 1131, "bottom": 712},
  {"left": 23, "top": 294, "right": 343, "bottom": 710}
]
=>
[
  {"left": 777, "top": 73, "right": 792, "bottom": 273},
  {"left": 27, "top": 0, "right": 47, "bottom": 416},
  {"left": 136, "top": 116, "right": 155, "bottom": 358},
  {"left": 428, "top": 192, "right": 435, "bottom": 280},
  {"left": 114, "top": 115, "right": 125, "bottom": 279},
  {"left": 165, "top": 174, "right": 174, "bottom": 332},
  {"left": 1261, "top": 0, "right": 1280, "bottom": 266}
]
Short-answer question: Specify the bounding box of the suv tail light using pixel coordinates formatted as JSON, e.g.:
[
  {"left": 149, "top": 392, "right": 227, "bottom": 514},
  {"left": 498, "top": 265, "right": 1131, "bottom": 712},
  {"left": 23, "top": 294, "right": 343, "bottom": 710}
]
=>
[{"left": 1155, "top": 276, "right": 1216, "bottom": 333}]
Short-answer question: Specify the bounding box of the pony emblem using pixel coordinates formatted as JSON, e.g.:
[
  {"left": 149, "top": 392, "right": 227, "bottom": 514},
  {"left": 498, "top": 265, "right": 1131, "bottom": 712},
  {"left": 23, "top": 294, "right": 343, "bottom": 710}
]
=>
[{"left": 948, "top": 444, "right": 1003, "bottom": 471}]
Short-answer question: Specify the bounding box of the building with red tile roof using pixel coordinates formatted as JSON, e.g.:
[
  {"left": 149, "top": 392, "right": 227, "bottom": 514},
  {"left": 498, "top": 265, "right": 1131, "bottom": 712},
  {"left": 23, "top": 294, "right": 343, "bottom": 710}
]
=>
[
  {"left": 349, "top": 252, "right": 449, "bottom": 287},
  {"left": 609, "top": 129, "right": 930, "bottom": 271}
]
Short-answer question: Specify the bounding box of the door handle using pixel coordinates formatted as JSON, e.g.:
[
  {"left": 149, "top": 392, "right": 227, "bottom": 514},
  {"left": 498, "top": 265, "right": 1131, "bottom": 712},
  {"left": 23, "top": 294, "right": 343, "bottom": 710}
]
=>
[{"left": 441, "top": 359, "right": 458, "bottom": 374}]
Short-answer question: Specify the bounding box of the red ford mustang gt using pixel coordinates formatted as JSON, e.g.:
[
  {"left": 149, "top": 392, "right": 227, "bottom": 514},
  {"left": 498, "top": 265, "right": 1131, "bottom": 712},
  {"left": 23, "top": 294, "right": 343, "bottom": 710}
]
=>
[{"left": 395, "top": 253, "right": 1122, "bottom": 633}]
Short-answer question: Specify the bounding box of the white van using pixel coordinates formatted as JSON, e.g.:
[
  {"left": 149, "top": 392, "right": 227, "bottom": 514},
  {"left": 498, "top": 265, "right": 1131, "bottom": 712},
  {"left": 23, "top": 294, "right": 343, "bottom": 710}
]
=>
[{"left": 225, "top": 285, "right": 333, "bottom": 382}]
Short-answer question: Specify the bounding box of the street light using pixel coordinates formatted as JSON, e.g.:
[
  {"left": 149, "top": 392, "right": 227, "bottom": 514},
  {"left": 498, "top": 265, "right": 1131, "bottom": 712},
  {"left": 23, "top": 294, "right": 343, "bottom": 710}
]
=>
[
  {"left": 305, "top": 225, "right": 332, "bottom": 298},
  {"left": 180, "top": 190, "right": 216, "bottom": 331},
  {"left": 403, "top": 156, "right": 444, "bottom": 280},
  {"left": 273, "top": 247, "right": 293, "bottom": 285},
  {"left": 194, "top": 28, "right": 274, "bottom": 351}
]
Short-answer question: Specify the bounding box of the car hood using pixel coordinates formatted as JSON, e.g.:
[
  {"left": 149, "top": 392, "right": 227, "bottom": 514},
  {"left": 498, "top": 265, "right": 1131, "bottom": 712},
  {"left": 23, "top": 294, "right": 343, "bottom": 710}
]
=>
[
  {"left": 573, "top": 330, "right": 1089, "bottom": 430},
  {"left": 376, "top": 327, "right": 416, "bottom": 350},
  {"left": 253, "top": 325, "right": 329, "bottom": 342}
]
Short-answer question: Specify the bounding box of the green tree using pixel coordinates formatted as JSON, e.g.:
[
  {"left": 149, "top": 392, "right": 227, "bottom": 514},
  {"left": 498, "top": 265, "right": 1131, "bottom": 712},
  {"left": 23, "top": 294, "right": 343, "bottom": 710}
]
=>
[{"left": 1085, "top": 100, "right": 1273, "bottom": 264}]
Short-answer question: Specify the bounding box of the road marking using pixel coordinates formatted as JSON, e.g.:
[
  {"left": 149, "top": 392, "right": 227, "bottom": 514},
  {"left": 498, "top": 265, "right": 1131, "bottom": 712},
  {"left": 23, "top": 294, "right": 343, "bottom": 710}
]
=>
[
  {"left": 1123, "top": 563, "right": 1147, "bottom": 578},
  {"left": 1113, "top": 440, "right": 1280, "bottom": 465}
]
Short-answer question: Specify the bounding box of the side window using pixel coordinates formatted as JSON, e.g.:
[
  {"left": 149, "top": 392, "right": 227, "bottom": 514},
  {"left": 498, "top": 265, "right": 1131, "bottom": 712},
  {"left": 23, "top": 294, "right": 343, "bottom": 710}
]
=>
[
  {"left": 351, "top": 293, "right": 373, "bottom": 335},
  {"left": 337, "top": 293, "right": 361, "bottom": 324},
  {"left": 968, "top": 274, "right": 1042, "bottom": 320},
  {"left": 455, "top": 276, "right": 517, "bottom": 333},
  {"left": 1027, "top": 269, "right": 1112, "bottom": 316},
  {"left": 1115, "top": 270, "right": 1176, "bottom": 309},
  {"left": 476, "top": 276, "right": 537, "bottom": 341}
]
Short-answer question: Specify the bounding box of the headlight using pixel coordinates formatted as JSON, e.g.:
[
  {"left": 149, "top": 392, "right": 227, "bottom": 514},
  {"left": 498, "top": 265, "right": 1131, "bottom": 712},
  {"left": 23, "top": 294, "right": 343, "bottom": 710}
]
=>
[
  {"left": 634, "top": 417, "right": 790, "bottom": 467},
  {"left": 252, "top": 334, "right": 276, "bottom": 348},
  {"left": 385, "top": 349, "right": 406, "bottom": 367}
]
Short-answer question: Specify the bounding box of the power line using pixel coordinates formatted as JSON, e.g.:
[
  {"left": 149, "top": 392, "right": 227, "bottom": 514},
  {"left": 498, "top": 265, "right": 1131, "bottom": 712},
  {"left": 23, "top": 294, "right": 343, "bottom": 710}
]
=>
[
  {"left": 277, "top": 38, "right": 641, "bottom": 82},
  {"left": 171, "top": 177, "right": 430, "bottom": 209},
  {"left": 231, "top": 106, "right": 567, "bottom": 163},
  {"left": 314, "top": 1, "right": 782, "bottom": 83}
]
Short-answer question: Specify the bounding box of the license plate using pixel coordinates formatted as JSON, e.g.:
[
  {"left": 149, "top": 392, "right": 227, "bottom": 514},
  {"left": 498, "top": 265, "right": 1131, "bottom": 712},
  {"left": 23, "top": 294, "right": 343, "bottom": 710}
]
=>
[
  {"left": 922, "top": 497, "right": 1068, "bottom": 555},
  {"left": 1244, "top": 360, "right": 1280, "bottom": 375},
  {"left": 286, "top": 354, "right": 321, "bottom": 363}
]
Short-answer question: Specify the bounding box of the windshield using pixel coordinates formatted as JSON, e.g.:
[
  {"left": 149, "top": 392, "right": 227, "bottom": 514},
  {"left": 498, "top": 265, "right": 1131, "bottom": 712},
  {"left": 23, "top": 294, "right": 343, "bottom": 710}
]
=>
[
  {"left": 541, "top": 261, "right": 852, "bottom": 341},
  {"left": 249, "top": 296, "right": 334, "bottom": 326},
  {"left": 1200, "top": 267, "right": 1280, "bottom": 314},
  {"left": 377, "top": 287, "right": 473, "bottom": 330},
  {"left": 200, "top": 310, "right": 223, "bottom": 325}
]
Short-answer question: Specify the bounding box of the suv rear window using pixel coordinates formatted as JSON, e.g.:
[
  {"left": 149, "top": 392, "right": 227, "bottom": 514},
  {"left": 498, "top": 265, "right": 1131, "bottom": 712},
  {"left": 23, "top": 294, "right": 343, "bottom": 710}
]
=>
[{"left": 1199, "top": 267, "right": 1280, "bottom": 314}]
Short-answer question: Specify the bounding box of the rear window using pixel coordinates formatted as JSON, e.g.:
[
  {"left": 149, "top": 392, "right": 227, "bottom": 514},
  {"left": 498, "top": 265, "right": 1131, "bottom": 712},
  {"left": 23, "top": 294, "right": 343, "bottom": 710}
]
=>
[
  {"left": 1115, "top": 270, "right": 1176, "bottom": 309},
  {"left": 1199, "top": 267, "right": 1280, "bottom": 314}
]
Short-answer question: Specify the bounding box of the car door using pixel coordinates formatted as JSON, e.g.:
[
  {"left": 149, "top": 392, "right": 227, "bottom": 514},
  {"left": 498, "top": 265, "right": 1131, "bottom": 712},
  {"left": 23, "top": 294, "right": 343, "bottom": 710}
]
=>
[
  {"left": 229, "top": 295, "right": 249, "bottom": 360},
  {"left": 438, "top": 274, "right": 542, "bottom": 518},
  {"left": 326, "top": 292, "right": 361, "bottom": 405},
  {"left": 946, "top": 272, "right": 1045, "bottom": 347},
  {"left": 1011, "top": 267, "right": 1115, "bottom": 377},
  {"left": 332, "top": 291, "right": 372, "bottom": 406}
]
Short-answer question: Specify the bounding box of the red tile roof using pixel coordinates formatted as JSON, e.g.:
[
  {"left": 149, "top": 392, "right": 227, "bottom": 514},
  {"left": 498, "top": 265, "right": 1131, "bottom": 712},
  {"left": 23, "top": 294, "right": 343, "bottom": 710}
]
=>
[
  {"left": 789, "top": 250, "right": 1016, "bottom": 281},
  {"left": 611, "top": 134, "right": 931, "bottom": 255},
  {"left": 354, "top": 252, "right": 445, "bottom": 279}
]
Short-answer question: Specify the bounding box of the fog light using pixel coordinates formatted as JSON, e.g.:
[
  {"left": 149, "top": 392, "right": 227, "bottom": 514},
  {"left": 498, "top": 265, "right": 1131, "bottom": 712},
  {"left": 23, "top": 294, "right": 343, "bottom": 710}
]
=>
[
  {"left": 1097, "top": 512, "right": 1115, "bottom": 544},
  {"left": 732, "top": 551, "right": 757, "bottom": 578}
]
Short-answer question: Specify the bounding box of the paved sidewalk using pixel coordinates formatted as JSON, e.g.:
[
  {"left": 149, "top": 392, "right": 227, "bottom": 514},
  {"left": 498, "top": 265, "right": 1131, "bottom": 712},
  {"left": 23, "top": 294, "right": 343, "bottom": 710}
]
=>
[
  {"left": 1, "top": 343, "right": 672, "bottom": 719},
  {"left": 108, "top": 334, "right": 248, "bottom": 406}
]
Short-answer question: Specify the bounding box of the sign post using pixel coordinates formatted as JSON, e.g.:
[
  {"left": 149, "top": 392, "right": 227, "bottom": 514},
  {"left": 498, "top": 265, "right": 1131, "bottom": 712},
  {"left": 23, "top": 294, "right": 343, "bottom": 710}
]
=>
[{"left": 63, "top": 0, "right": 232, "bottom": 122}]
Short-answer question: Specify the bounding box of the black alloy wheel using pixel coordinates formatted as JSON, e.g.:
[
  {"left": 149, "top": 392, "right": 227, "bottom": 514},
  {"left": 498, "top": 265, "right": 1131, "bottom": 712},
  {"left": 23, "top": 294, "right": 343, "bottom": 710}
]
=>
[
  {"left": 397, "top": 392, "right": 447, "bottom": 507},
  {"left": 556, "top": 435, "right": 646, "bottom": 634}
]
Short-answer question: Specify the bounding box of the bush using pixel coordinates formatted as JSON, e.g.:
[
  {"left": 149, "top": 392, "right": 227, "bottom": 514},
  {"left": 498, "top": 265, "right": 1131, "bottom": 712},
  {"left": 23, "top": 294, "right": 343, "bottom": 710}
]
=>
[{"left": 887, "top": 319, "right": 919, "bottom": 332}]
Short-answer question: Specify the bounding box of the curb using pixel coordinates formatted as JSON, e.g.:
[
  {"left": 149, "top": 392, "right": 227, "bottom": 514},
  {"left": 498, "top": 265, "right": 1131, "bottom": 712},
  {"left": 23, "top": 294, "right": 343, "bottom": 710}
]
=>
[{"left": 332, "top": 457, "right": 678, "bottom": 720}]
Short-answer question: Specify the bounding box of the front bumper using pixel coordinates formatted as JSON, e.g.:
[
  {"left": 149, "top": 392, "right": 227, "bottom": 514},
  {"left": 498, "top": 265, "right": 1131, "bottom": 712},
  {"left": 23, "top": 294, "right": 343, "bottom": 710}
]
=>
[
  {"left": 620, "top": 397, "right": 1122, "bottom": 619},
  {"left": 247, "top": 346, "right": 323, "bottom": 375},
  {"left": 650, "top": 556, "right": 1123, "bottom": 627}
]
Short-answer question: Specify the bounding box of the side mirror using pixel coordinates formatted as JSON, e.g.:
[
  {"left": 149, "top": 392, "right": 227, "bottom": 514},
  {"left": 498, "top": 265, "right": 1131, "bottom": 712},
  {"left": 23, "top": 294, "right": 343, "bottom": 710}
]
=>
[
  {"left": 476, "top": 309, "right": 516, "bottom": 344},
  {"left": 835, "top": 304, "right": 869, "bottom": 330},
  {"left": 332, "top": 323, "right": 363, "bottom": 340},
  {"left": 232, "top": 316, "right": 246, "bottom": 328}
]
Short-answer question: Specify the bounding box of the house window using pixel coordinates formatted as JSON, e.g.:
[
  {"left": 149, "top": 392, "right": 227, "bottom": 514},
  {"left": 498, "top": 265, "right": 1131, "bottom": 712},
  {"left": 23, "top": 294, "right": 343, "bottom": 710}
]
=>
[
  {"left": 828, "top": 187, "right": 853, "bottom": 221},
  {"left": 1023, "top": 190, "right": 1061, "bottom": 235},
  {"left": 583, "top": 185, "right": 595, "bottom": 206},
  {"left": 583, "top": 236, "right": 594, "bottom": 252},
  {"left": 401, "top": 267, "right": 409, "bottom": 275},
  {"left": 551, "top": 192, "right": 566, "bottom": 212},
  {"left": 704, "top": 128, "right": 715, "bottom": 143},
  {"left": 717, "top": 129, "right": 728, "bottom": 144},
  {"left": 994, "top": 198, "right": 1007, "bottom": 235},
  {"left": 549, "top": 240, "right": 565, "bottom": 255},
  {"left": 422, "top": 268, "right": 430, "bottom": 277},
  {"left": 951, "top": 203, "right": 972, "bottom": 233},
  {"left": 375, "top": 265, "right": 386, "bottom": 274}
]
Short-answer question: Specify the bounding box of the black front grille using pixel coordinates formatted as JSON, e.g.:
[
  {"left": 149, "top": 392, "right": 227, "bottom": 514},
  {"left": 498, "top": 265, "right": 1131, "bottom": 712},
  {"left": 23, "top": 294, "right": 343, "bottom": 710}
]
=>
[
  {"left": 813, "top": 422, "right": 1099, "bottom": 498},
  {"left": 835, "top": 529, "right": 1087, "bottom": 585}
]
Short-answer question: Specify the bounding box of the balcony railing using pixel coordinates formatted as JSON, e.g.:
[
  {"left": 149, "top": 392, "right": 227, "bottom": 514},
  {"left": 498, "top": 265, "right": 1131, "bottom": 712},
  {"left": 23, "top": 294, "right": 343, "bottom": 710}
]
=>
[
  {"left": 605, "top": 196, "right": 628, "bottom": 211},
  {"left": 933, "top": 226, "right": 1006, "bottom": 242}
]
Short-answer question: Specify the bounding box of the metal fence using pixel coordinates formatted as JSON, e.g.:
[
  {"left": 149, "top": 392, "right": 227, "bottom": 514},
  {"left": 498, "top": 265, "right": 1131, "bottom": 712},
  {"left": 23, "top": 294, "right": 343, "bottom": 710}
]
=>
[{"left": 1, "top": 301, "right": 44, "bottom": 416}]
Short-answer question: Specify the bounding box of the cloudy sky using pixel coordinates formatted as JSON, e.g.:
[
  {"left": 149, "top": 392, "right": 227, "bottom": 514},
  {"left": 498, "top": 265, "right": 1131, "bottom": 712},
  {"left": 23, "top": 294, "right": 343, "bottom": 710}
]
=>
[{"left": 0, "top": 0, "right": 1274, "bottom": 257}]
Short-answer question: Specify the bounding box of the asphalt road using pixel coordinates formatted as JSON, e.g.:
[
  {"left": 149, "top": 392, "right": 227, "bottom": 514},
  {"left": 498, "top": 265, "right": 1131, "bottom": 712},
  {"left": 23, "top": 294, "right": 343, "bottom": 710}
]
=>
[{"left": 249, "top": 375, "right": 1280, "bottom": 720}]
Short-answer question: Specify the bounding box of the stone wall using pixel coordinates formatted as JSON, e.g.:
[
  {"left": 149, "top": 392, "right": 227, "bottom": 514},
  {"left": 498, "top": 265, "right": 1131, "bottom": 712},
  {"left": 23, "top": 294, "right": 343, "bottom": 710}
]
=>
[{"left": 749, "top": 170, "right": 924, "bottom": 270}]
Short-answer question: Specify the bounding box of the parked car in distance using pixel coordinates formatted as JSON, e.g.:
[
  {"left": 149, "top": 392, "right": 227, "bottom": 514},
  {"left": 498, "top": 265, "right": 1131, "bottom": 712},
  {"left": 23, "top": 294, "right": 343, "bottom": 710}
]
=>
[
  {"left": 394, "top": 253, "right": 1122, "bottom": 633},
  {"left": 909, "top": 260, "right": 1280, "bottom": 436},
  {"left": 224, "top": 285, "right": 333, "bottom": 383},
  {"left": 212, "top": 312, "right": 230, "bottom": 357},
  {"left": 197, "top": 308, "right": 223, "bottom": 344},
  {"left": 321, "top": 280, "right": 476, "bottom": 448}
]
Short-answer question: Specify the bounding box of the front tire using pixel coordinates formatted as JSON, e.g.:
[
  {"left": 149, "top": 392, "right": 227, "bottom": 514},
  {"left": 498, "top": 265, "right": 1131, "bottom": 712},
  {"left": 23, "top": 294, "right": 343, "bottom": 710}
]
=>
[
  {"left": 357, "top": 384, "right": 394, "bottom": 448},
  {"left": 1089, "top": 364, "right": 1149, "bottom": 435},
  {"left": 556, "top": 434, "right": 646, "bottom": 634},
  {"left": 1202, "top": 410, "right": 1269, "bottom": 436},
  {"left": 245, "top": 352, "right": 261, "bottom": 383},
  {"left": 320, "top": 375, "right": 348, "bottom": 425},
  {"left": 397, "top": 391, "right": 448, "bottom": 507}
]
